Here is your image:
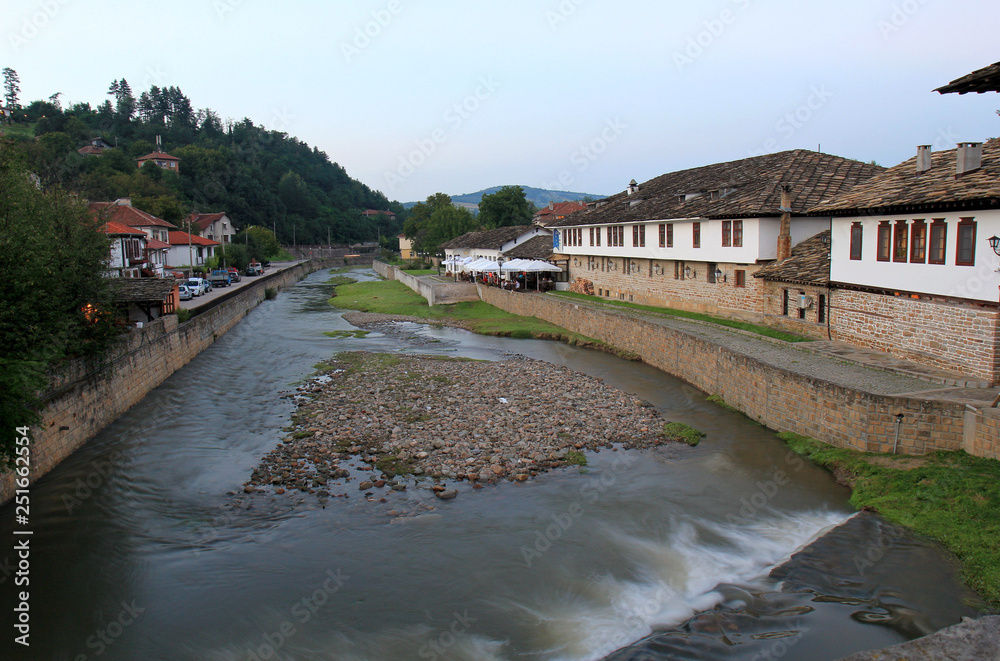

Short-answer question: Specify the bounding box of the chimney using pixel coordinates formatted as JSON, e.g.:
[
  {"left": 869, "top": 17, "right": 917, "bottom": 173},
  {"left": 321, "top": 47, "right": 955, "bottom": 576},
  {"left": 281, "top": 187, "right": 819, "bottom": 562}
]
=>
[
  {"left": 916, "top": 145, "right": 932, "bottom": 173},
  {"left": 627, "top": 179, "right": 639, "bottom": 196},
  {"left": 956, "top": 142, "right": 982, "bottom": 176},
  {"left": 776, "top": 185, "right": 792, "bottom": 262}
]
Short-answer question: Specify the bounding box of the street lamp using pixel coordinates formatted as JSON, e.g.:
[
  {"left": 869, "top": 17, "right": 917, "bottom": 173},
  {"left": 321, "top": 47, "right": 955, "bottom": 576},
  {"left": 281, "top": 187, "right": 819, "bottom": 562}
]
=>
[
  {"left": 714, "top": 267, "right": 726, "bottom": 283},
  {"left": 497, "top": 255, "right": 504, "bottom": 288},
  {"left": 989, "top": 235, "right": 1000, "bottom": 256}
]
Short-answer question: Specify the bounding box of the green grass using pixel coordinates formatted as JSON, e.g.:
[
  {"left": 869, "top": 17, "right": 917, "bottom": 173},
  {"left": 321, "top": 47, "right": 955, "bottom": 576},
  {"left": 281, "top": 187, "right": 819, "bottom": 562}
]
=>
[
  {"left": 272, "top": 249, "right": 296, "bottom": 261},
  {"left": 564, "top": 450, "right": 588, "bottom": 466},
  {"left": 551, "top": 291, "right": 810, "bottom": 342},
  {"left": 324, "top": 330, "right": 370, "bottom": 339},
  {"left": 661, "top": 422, "right": 705, "bottom": 446},
  {"left": 330, "top": 280, "right": 618, "bottom": 350},
  {"left": 326, "top": 275, "right": 358, "bottom": 286},
  {"left": 779, "top": 432, "right": 1000, "bottom": 608}
]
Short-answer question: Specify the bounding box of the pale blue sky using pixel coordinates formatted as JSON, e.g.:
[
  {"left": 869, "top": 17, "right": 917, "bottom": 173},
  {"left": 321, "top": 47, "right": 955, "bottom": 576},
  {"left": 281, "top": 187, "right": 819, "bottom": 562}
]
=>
[{"left": 4, "top": 0, "right": 999, "bottom": 203}]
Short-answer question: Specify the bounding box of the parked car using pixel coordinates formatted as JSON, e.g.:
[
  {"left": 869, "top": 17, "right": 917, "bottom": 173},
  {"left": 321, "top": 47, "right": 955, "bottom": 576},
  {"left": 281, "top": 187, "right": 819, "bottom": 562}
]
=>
[
  {"left": 185, "top": 278, "right": 208, "bottom": 296},
  {"left": 245, "top": 263, "right": 263, "bottom": 276},
  {"left": 178, "top": 284, "right": 193, "bottom": 301},
  {"left": 209, "top": 269, "right": 232, "bottom": 287},
  {"left": 227, "top": 267, "right": 242, "bottom": 283}
]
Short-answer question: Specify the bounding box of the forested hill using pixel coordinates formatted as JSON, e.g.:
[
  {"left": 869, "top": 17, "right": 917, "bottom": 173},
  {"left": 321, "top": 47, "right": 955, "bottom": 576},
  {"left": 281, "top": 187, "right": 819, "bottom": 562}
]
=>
[{"left": 2, "top": 78, "right": 404, "bottom": 244}]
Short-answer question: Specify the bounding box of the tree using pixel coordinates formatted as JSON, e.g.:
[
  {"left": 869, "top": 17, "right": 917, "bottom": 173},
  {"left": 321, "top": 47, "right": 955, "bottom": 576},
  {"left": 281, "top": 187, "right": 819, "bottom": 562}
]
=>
[
  {"left": 477, "top": 185, "right": 533, "bottom": 229},
  {"left": 402, "top": 193, "right": 477, "bottom": 256},
  {"left": 3, "top": 67, "right": 20, "bottom": 117},
  {"left": 233, "top": 226, "right": 281, "bottom": 262},
  {"left": 0, "top": 142, "right": 120, "bottom": 467}
]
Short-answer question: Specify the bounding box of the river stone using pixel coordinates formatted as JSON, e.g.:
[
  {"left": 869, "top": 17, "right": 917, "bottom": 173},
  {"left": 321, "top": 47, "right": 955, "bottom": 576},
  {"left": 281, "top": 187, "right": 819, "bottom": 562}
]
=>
[{"left": 436, "top": 490, "right": 458, "bottom": 500}]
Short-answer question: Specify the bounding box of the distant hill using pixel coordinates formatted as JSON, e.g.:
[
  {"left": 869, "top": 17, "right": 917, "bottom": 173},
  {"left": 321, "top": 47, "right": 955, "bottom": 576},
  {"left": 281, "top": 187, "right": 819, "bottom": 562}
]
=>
[{"left": 404, "top": 186, "right": 606, "bottom": 211}]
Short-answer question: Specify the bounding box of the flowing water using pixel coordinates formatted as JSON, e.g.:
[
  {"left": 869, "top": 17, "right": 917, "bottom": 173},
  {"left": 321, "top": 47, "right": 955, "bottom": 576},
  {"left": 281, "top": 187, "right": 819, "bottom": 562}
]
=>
[{"left": 0, "top": 269, "right": 984, "bottom": 661}]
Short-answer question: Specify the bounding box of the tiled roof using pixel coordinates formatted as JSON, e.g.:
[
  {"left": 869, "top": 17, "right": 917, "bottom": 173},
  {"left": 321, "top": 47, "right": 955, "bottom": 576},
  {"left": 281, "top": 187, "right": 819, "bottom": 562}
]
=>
[
  {"left": 101, "top": 220, "right": 146, "bottom": 236},
  {"left": 440, "top": 225, "right": 535, "bottom": 250},
  {"left": 535, "top": 201, "right": 588, "bottom": 219},
  {"left": 78, "top": 145, "right": 105, "bottom": 156},
  {"left": 811, "top": 140, "right": 1000, "bottom": 215},
  {"left": 168, "top": 231, "right": 220, "bottom": 247},
  {"left": 935, "top": 62, "right": 1000, "bottom": 95},
  {"left": 91, "top": 201, "right": 177, "bottom": 229},
  {"left": 753, "top": 231, "right": 831, "bottom": 286},
  {"left": 185, "top": 212, "right": 227, "bottom": 231},
  {"left": 549, "top": 150, "right": 883, "bottom": 227},
  {"left": 145, "top": 239, "right": 170, "bottom": 250},
  {"left": 137, "top": 151, "right": 179, "bottom": 162},
  {"left": 362, "top": 209, "right": 396, "bottom": 217},
  {"left": 503, "top": 235, "right": 555, "bottom": 260},
  {"left": 109, "top": 278, "right": 176, "bottom": 303}
]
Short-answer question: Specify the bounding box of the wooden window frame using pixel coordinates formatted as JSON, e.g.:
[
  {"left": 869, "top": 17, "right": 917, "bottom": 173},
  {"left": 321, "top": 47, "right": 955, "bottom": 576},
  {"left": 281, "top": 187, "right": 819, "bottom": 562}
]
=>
[
  {"left": 692, "top": 222, "right": 701, "bottom": 249},
  {"left": 849, "top": 222, "right": 863, "bottom": 260},
  {"left": 666, "top": 223, "right": 674, "bottom": 248},
  {"left": 893, "top": 220, "right": 908, "bottom": 263},
  {"left": 733, "top": 220, "right": 743, "bottom": 248},
  {"left": 956, "top": 217, "right": 977, "bottom": 266},
  {"left": 638, "top": 224, "right": 645, "bottom": 247},
  {"left": 877, "top": 221, "right": 891, "bottom": 262},
  {"left": 909, "top": 220, "right": 926, "bottom": 264},
  {"left": 722, "top": 220, "right": 732, "bottom": 247},
  {"left": 929, "top": 219, "right": 947, "bottom": 265},
  {"left": 659, "top": 223, "right": 666, "bottom": 248},
  {"left": 734, "top": 270, "right": 746, "bottom": 288}
]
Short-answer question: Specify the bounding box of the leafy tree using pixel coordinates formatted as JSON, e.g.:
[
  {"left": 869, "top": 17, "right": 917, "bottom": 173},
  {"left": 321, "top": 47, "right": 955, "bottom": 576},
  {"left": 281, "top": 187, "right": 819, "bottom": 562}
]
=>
[
  {"left": 3, "top": 67, "right": 20, "bottom": 120},
  {"left": 403, "top": 193, "right": 476, "bottom": 255},
  {"left": 233, "top": 226, "right": 281, "bottom": 262},
  {"left": 478, "top": 185, "right": 533, "bottom": 229},
  {"left": 0, "top": 141, "right": 120, "bottom": 467}
]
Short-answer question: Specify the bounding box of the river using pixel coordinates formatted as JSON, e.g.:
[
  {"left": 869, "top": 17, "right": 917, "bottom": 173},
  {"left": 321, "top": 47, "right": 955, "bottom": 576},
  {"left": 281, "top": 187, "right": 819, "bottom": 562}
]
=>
[{"left": 0, "top": 268, "right": 984, "bottom": 660}]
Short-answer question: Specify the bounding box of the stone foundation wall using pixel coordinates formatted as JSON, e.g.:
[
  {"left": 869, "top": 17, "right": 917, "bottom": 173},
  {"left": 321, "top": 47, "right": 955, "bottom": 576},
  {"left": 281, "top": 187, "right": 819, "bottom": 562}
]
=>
[
  {"left": 831, "top": 290, "right": 1000, "bottom": 384},
  {"left": 1, "top": 259, "right": 338, "bottom": 505},
  {"left": 480, "top": 288, "right": 999, "bottom": 458}
]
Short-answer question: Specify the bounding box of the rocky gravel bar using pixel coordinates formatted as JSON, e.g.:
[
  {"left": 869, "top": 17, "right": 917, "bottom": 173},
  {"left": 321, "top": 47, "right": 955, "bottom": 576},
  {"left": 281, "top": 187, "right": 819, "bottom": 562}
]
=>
[{"left": 246, "top": 351, "right": 686, "bottom": 501}]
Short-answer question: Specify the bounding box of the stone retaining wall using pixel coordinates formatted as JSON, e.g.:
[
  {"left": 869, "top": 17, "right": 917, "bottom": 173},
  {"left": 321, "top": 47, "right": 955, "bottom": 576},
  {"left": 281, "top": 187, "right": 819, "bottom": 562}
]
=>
[
  {"left": 0, "top": 259, "right": 339, "bottom": 505},
  {"left": 373, "top": 261, "right": 477, "bottom": 305},
  {"left": 480, "top": 287, "right": 1000, "bottom": 458}
]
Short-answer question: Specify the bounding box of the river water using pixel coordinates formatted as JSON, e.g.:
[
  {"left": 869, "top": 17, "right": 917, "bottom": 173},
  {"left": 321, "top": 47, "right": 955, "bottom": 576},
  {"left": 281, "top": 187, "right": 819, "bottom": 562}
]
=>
[{"left": 0, "top": 268, "right": 985, "bottom": 661}]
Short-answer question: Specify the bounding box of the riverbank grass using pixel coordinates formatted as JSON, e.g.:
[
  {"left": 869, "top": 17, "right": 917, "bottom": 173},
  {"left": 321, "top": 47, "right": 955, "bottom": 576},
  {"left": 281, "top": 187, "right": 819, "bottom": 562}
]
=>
[
  {"left": 332, "top": 279, "right": 617, "bottom": 349},
  {"left": 780, "top": 432, "right": 1000, "bottom": 608},
  {"left": 551, "top": 291, "right": 810, "bottom": 342}
]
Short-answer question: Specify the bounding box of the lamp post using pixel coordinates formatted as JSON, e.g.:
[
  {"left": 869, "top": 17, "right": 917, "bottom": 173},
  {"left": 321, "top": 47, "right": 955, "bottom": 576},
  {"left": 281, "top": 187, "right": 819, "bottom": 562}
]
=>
[
  {"left": 497, "top": 255, "right": 504, "bottom": 288},
  {"left": 714, "top": 267, "right": 725, "bottom": 284}
]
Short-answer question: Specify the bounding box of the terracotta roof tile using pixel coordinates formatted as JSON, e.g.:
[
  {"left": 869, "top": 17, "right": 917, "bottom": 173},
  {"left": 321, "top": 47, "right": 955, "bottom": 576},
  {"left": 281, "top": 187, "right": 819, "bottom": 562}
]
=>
[
  {"left": 101, "top": 220, "right": 146, "bottom": 236},
  {"left": 935, "top": 61, "right": 1000, "bottom": 95},
  {"left": 137, "top": 151, "right": 180, "bottom": 161},
  {"left": 549, "top": 150, "right": 883, "bottom": 228},
  {"left": 810, "top": 139, "right": 1000, "bottom": 215},
  {"left": 753, "top": 231, "right": 831, "bottom": 286},
  {"left": 91, "top": 201, "right": 177, "bottom": 229},
  {"left": 168, "top": 231, "right": 220, "bottom": 247}
]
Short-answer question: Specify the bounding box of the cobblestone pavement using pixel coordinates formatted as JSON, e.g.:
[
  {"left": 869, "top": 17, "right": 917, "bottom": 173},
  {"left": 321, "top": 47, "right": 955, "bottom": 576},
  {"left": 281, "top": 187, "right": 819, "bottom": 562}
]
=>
[{"left": 553, "top": 295, "right": 1000, "bottom": 405}]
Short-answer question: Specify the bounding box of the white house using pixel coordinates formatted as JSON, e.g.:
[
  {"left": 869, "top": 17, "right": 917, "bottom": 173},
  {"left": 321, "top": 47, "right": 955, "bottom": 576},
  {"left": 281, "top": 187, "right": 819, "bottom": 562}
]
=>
[
  {"left": 167, "top": 231, "right": 220, "bottom": 268},
  {"left": 813, "top": 140, "right": 1000, "bottom": 382},
  {"left": 186, "top": 212, "right": 237, "bottom": 244},
  {"left": 548, "top": 150, "right": 883, "bottom": 324},
  {"left": 91, "top": 198, "right": 175, "bottom": 277},
  {"left": 440, "top": 224, "right": 552, "bottom": 263},
  {"left": 101, "top": 220, "right": 147, "bottom": 278}
]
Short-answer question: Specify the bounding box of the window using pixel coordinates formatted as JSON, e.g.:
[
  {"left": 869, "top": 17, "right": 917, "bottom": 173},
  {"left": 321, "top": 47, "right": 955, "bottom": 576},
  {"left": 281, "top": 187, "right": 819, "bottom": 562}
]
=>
[
  {"left": 707, "top": 262, "right": 717, "bottom": 284},
  {"left": 633, "top": 224, "right": 645, "bottom": 247},
  {"left": 733, "top": 220, "right": 743, "bottom": 247},
  {"left": 910, "top": 220, "right": 926, "bottom": 263},
  {"left": 595, "top": 227, "right": 600, "bottom": 246},
  {"left": 782, "top": 289, "right": 789, "bottom": 316},
  {"left": 607, "top": 226, "right": 613, "bottom": 246},
  {"left": 659, "top": 224, "right": 666, "bottom": 248},
  {"left": 666, "top": 223, "right": 674, "bottom": 248},
  {"left": 722, "top": 221, "right": 732, "bottom": 247},
  {"left": 734, "top": 270, "right": 746, "bottom": 287},
  {"left": 674, "top": 261, "right": 680, "bottom": 280},
  {"left": 893, "top": 220, "right": 908, "bottom": 262},
  {"left": 957, "top": 218, "right": 977, "bottom": 266},
  {"left": 589, "top": 227, "right": 594, "bottom": 246},
  {"left": 928, "top": 220, "right": 946, "bottom": 264},
  {"left": 692, "top": 222, "right": 701, "bottom": 248},
  {"left": 850, "top": 222, "right": 863, "bottom": 260},
  {"left": 818, "top": 294, "right": 826, "bottom": 324},
  {"left": 877, "top": 221, "right": 891, "bottom": 261}
]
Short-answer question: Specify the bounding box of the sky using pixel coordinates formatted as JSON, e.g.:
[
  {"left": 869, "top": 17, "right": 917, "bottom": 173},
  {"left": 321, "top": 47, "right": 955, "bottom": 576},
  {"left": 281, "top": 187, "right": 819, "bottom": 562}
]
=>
[{"left": 3, "top": 0, "right": 1000, "bottom": 204}]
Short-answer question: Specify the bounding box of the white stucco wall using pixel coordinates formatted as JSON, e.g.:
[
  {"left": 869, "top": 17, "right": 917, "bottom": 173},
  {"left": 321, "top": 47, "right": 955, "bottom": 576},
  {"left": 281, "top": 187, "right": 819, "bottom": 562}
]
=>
[{"left": 830, "top": 209, "right": 1000, "bottom": 303}]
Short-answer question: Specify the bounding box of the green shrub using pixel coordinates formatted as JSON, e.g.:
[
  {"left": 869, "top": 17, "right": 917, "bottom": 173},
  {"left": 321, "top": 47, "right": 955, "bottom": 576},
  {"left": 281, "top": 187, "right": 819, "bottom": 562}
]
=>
[
  {"left": 661, "top": 422, "right": 705, "bottom": 446},
  {"left": 264, "top": 287, "right": 278, "bottom": 300}
]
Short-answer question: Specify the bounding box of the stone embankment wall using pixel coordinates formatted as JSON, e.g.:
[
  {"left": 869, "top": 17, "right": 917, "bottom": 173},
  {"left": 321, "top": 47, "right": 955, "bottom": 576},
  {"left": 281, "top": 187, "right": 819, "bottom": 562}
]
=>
[
  {"left": 0, "top": 259, "right": 339, "bottom": 505},
  {"left": 373, "top": 261, "right": 478, "bottom": 305},
  {"left": 480, "top": 287, "right": 1000, "bottom": 459}
]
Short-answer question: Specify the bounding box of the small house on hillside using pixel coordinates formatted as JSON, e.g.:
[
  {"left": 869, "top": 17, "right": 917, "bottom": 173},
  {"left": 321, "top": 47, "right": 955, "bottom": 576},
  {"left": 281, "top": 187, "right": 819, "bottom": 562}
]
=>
[
  {"left": 91, "top": 198, "right": 175, "bottom": 277},
  {"left": 533, "top": 201, "right": 588, "bottom": 226},
  {"left": 109, "top": 278, "right": 178, "bottom": 326},
  {"left": 167, "top": 231, "right": 220, "bottom": 268},
  {"left": 137, "top": 150, "right": 180, "bottom": 173},
  {"left": 101, "top": 221, "right": 148, "bottom": 278},
  {"left": 185, "top": 212, "right": 237, "bottom": 244}
]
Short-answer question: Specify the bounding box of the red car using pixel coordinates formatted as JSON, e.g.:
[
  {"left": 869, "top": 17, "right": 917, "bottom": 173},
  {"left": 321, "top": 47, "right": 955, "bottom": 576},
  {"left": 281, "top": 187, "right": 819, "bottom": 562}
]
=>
[{"left": 227, "top": 267, "right": 242, "bottom": 283}]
